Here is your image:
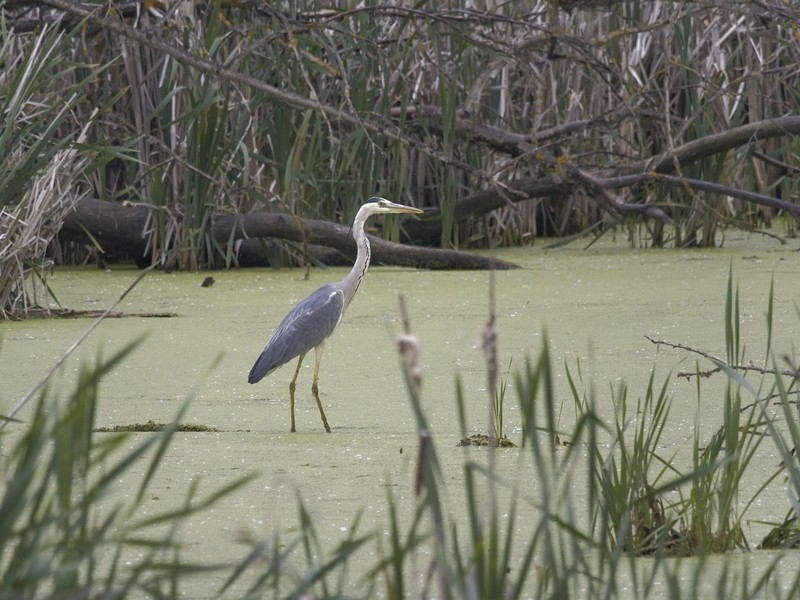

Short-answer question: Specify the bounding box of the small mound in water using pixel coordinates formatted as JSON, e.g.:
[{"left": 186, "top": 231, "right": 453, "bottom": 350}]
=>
[
  {"left": 458, "top": 434, "right": 517, "bottom": 448},
  {"left": 94, "top": 420, "right": 218, "bottom": 433}
]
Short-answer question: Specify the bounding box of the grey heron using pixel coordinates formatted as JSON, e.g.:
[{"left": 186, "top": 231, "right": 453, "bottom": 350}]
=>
[{"left": 248, "top": 197, "right": 424, "bottom": 432}]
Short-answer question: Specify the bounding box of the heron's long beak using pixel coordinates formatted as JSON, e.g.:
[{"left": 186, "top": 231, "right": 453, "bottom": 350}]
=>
[{"left": 386, "top": 201, "right": 424, "bottom": 215}]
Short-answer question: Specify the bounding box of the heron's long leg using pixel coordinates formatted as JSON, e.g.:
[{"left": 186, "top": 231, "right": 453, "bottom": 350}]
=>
[
  {"left": 311, "top": 344, "right": 332, "bottom": 433},
  {"left": 289, "top": 352, "right": 307, "bottom": 433}
]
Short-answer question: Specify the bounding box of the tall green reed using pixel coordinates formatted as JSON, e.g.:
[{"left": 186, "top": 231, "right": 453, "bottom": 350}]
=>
[
  {"left": 0, "top": 342, "right": 253, "bottom": 598},
  {"left": 0, "top": 266, "right": 254, "bottom": 597}
]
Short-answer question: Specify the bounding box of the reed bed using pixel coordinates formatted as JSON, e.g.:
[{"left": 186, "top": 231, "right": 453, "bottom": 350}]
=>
[
  {"left": 1, "top": 0, "right": 799, "bottom": 315},
  {"left": 0, "top": 24, "right": 106, "bottom": 317}
]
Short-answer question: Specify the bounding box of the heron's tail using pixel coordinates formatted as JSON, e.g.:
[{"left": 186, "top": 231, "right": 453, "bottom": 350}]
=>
[{"left": 248, "top": 351, "right": 276, "bottom": 384}]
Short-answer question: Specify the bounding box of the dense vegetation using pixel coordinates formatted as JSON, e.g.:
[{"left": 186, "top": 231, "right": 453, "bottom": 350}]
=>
[{"left": 2, "top": 0, "right": 800, "bottom": 316}]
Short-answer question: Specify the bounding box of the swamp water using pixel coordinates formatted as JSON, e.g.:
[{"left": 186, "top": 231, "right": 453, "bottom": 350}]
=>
[{"left": 2, "top": 233, "right": 800, "bottom": 597}]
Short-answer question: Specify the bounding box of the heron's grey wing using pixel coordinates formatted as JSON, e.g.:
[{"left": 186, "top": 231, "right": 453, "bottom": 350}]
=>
[{"left": 248, "top": 284, "right": 344, "bottom": 384}]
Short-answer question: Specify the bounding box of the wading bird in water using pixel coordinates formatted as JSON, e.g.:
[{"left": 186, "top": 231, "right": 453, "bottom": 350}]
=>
[{"left": 248, "top": 197, "right": 423, "bottom": 432}]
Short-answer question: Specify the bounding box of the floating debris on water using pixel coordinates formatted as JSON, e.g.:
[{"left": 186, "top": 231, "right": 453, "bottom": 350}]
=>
[
  {"left": 94, "top": 420, "right": 218, "bottom": 433},
  {"left": 457, "top": 434, "right": 517, "bottom": 448}
]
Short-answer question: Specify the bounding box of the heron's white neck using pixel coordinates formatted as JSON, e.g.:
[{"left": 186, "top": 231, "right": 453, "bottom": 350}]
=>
[{"left": 340, "top": 207, "right": 372, "bottom": 310}]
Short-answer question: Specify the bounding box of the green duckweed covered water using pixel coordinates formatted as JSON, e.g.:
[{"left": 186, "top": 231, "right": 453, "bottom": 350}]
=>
[{"left": 2, "top": 231, "right": 799, "bottom": 597}]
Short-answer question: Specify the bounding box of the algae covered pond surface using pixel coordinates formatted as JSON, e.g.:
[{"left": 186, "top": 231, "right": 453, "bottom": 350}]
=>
[{"left": 2, "top": 234, "right": 800, "bottom": 597}]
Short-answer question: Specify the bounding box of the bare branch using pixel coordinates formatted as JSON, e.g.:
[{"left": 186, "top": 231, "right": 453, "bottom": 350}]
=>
[
  {"left": 644, "top": 335, "right": 798, "bottom": 380},
  {"left": 623, "top": 116, "right": 800, "bottom": 177}
]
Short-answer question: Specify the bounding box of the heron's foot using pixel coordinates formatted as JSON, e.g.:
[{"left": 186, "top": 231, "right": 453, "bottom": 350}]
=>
[
  {"left": 317, "top": 405, "right": 332, "bottom": 433},
  {"left": 311, "top": 384, "right": 332, "bottom": 433}
]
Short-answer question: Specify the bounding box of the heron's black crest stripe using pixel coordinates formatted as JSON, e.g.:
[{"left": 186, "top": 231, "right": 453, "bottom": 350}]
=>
[{"left": 353, "top": 229, "right": 370, "bottom": 297}]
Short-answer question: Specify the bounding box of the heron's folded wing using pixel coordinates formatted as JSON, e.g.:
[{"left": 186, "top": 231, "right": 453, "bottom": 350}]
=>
[{"left": 248, "top": 284, "right": 344, "bottom": 383}]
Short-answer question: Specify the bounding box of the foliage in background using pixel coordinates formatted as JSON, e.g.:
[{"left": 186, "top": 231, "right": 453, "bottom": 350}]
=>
[
  {"left": 0, "top": 22, "right": 116, "bottom": 317},
  {"left": 0, "top": 0, "right": 797, "bottom": 289}
]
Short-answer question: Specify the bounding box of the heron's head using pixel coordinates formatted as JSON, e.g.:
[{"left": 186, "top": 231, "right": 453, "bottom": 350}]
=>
[{"left": 363, "top": 197, "right": 424, "bottom": 216}]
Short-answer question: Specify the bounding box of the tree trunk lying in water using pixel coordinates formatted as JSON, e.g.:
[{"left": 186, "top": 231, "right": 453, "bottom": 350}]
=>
[{"left": 59, "top": 198, "right": 518, "bottom": 270}]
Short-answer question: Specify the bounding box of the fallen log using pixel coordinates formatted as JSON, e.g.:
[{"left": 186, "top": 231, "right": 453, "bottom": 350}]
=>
[{"left": 59, "top": 198, "right": 518, "bottom": 270}]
